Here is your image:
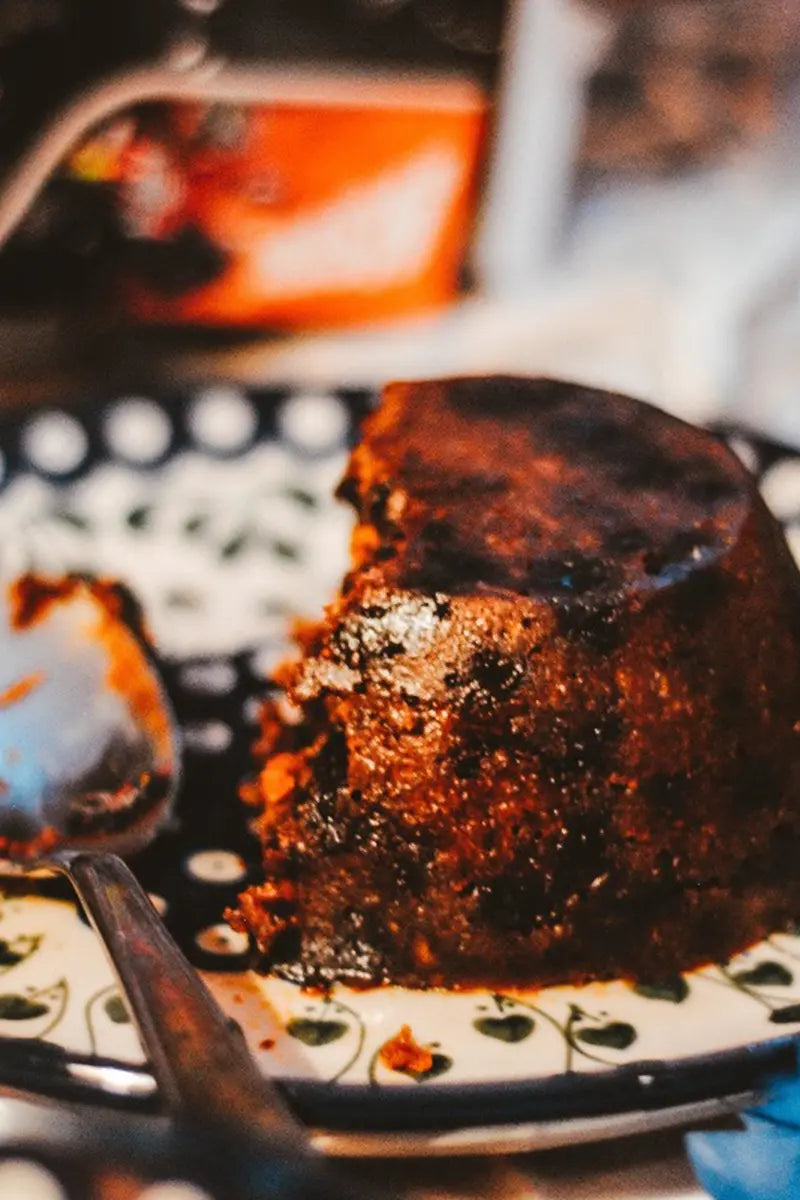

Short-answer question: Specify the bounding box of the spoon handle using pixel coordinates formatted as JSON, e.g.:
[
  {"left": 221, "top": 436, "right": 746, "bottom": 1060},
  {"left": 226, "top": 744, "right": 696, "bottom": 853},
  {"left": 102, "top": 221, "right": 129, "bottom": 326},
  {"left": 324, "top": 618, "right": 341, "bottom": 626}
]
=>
[{"left": 53, "top": 850, "right": 308, "bottom": 1155}]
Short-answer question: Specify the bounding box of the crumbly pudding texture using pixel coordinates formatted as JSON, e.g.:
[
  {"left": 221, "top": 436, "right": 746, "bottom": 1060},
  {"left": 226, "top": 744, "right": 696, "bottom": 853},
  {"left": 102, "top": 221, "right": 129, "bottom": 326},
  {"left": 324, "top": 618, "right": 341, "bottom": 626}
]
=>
[{"left": 227, "top": 377, "right": 800, "bottom": 989}]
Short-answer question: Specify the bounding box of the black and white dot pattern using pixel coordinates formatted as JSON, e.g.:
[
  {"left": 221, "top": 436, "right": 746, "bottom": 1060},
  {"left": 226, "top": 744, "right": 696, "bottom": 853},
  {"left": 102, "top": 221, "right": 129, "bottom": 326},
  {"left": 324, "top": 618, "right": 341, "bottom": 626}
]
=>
[
  {"left": 0, "top": 385, "right": 372, "bottom": 969},
  {"left": 759, "top": 456, "right": 800, "bottom": 523},
  {"left": 0, "top": 388, "right": 366, "bottom": 658},
  {"left": 22, "top": 412, "right": 89, "bottom": 477},
  {"left": 147, "top": 893, "right": 168, "bottom": 917},
  {"left": 278, "top": 390, "right": 349, "bottom": 455},
  {"left": 193, "top": 922, "right": 250, "bottom": 963},
  {"left": 179, "top": 660, "right": 238, "bottom": 694},
  {"left": 189, "top": 386, "right": 258, "bottom": 455},
  {"left": 726, "top": 433, "right": 761, "bottom": 476},
  {"left": 185, "top": 850, "right": 247, "bottom": 885},
  {"left": 182, "top": 720, "right": 234, "bottom": 755},
  {"left": 105, "top": 397, "right": 174, "bottom": 465}
]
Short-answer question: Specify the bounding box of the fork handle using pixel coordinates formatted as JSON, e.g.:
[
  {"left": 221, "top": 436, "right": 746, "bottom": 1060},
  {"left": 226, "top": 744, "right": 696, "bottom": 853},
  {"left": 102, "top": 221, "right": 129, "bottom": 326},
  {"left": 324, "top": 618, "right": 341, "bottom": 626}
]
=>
[{"left": 52, "top": 850, "right": 308, "bottom": 1155}]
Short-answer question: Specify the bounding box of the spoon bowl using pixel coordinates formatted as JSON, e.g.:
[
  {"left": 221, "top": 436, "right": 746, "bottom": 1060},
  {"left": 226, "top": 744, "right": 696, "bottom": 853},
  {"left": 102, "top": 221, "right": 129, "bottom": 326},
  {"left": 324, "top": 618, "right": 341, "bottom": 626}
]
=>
[{"left": 0, "top": 573, "right": 177, "bottom": 858}]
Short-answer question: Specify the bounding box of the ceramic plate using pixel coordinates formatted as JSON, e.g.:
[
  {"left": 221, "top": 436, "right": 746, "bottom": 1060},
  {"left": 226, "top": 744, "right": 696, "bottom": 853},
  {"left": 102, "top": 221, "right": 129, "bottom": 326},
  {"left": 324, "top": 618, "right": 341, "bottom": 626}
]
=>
[{"left": 0, "top": 388, "right": 799, "bottom": 1157}]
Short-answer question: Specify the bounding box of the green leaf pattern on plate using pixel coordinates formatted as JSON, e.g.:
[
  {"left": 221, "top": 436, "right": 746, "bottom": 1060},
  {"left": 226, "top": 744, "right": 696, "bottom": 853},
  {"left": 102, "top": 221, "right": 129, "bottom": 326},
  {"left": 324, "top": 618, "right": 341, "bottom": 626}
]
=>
[
  {"left": 576, "top": 1020, "right": 637, "bottom": 1051},
  {"left": 103, "top": 994, "right": 131, "bottom": 1024},
  {"left": 714, "top": 961, "right": 800, "bottom": 1026},
  {"left": 286, "top": 1018, "right": 349, "bottom": 1047},
  {"left": 634, "top": 977, "right": 690, "bottom": 1003},
  {"left": 0, "top": 935, "right": 42, "bottom": 974},
  {"left": 473, "top": 1014, "right": 535, "bottom": 1043},
  {"left": 733, "top": 961, "right": 793, "bottom": 988},
  {"left": 408, "top": 1053, "right": 452, "bottom": 1082},
  {"left": 0, "top": 994, "right": 49, "bottom": 1020}
]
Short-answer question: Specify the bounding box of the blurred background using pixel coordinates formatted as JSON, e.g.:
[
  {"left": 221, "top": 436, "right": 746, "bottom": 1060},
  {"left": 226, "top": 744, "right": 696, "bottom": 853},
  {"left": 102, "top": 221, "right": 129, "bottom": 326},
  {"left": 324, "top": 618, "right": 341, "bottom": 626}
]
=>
[
  {"left": 0, "top": 0, "right": 799, "bottom": 438},
  {"left": 0, "top": 8, "right": 799, "bottom": 1195}
]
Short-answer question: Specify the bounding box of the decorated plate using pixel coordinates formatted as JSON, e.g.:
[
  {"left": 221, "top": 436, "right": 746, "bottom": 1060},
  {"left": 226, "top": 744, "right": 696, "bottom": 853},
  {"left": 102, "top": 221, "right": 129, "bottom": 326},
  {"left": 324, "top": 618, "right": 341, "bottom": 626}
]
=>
[{"left": 0, "top": 387, "right": 799, "bottom": 1157}]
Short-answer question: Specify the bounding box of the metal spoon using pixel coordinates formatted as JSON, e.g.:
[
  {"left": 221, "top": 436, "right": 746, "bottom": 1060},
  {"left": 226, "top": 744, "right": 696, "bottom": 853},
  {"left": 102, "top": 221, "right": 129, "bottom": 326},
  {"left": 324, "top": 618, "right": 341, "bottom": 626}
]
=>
[{"left": 0, "top": 573, "right": 313, "bottom": 1161}]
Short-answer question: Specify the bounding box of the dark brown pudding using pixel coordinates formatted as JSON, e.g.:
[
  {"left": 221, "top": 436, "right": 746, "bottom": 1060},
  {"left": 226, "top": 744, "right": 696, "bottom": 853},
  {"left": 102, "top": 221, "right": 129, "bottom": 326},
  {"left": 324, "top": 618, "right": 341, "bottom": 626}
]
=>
[{"left": 229, "top": 377, "right": 800, "bottom": 988}]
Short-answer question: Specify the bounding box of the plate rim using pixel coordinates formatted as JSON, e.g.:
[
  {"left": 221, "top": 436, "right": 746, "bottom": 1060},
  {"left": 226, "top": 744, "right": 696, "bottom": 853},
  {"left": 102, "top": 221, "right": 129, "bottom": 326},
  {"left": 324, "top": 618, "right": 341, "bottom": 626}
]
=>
[
  {"left": 280, "top": 1036, "right": 797, "bottom": 1134},
  {"left": 3, "top": 1023, "right": 790, "bottom": 1144},
  {"left": 309, "top": 1090, "right": 754, "bottom": 1157}
]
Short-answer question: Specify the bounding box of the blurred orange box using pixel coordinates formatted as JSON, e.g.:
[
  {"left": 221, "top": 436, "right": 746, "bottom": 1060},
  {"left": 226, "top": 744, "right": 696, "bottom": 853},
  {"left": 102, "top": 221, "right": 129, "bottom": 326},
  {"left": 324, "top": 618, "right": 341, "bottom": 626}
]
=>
[{"left": 120, "top": 72, "right": 488, "bottom": 330}]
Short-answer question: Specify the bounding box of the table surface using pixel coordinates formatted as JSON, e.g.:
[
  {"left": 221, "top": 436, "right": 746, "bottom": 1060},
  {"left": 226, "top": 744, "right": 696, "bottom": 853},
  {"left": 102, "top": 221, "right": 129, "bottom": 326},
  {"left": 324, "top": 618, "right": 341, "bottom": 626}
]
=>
[{"left": 345, "top": 1128, "right": 706, "bottom": 1199}]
